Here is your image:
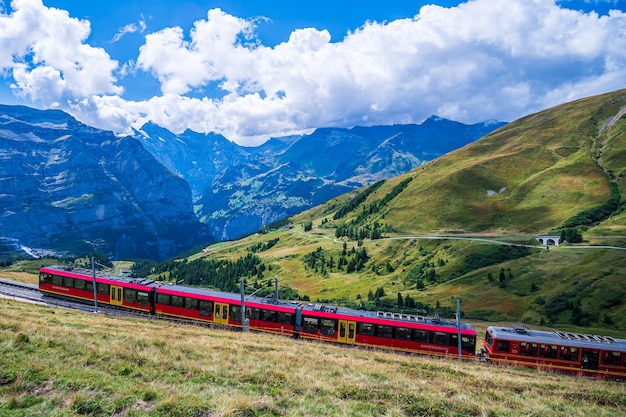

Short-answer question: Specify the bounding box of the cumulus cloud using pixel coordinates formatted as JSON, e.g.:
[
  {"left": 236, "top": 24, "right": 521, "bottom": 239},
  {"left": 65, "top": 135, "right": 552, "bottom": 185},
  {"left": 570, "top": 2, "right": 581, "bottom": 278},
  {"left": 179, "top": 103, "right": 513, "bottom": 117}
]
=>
[
  {"left": 0, "top": 0, "right": 121, "bottom": 104},
  {"left": 2, "top": 0, "right": 626, "bottom": 145}
]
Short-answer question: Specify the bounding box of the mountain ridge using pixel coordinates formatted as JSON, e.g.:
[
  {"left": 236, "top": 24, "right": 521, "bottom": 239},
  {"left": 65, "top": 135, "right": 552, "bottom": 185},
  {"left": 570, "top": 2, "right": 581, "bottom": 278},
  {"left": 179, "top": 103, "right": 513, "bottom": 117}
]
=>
[{"left": 137, "top": 117, "right": 505, "bottom": 240}]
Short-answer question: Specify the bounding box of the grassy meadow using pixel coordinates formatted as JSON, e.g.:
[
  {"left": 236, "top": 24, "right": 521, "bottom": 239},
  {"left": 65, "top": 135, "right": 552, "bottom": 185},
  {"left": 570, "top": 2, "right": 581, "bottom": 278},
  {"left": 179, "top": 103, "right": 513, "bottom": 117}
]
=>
[{"left": 1, "top": 298, "right": 626, "bottom": 417}]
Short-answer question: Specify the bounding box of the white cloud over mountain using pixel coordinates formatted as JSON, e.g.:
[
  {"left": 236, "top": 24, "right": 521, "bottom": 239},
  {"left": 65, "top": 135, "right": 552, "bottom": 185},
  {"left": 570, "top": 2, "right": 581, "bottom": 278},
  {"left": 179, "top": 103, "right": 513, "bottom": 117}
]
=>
[{"left": 1, "top": 0, "right": 625, "bottom": 145}]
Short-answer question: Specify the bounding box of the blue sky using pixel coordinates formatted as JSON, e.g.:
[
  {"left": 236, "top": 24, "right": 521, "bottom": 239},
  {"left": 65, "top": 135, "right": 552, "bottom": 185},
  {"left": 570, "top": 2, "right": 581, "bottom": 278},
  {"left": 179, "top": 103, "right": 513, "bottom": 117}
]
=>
[{"left": 1, "top": 0, "right": 625, "bottom": 145}]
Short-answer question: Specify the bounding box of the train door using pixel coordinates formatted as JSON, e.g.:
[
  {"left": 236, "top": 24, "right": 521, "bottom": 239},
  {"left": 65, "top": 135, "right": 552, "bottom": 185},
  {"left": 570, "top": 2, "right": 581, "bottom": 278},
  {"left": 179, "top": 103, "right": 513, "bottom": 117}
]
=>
[
  {"left": 110, "top": 285, "right": 123, "bottom": 306},
  {"left": 338, "top": 320, "right": 356, "bottom": 345},
  {"left": 581, "top": 349, "right": 599, "bottom": 370},
  {"left": 214, "top": 302, "right": 229, "bottom": 325}
]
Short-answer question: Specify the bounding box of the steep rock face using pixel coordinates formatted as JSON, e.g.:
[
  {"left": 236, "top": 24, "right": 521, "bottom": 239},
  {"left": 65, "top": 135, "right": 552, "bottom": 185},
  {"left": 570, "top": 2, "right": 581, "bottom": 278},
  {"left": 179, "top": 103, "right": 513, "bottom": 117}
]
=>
[
  {"left": 134, "top": 123, "right": 250, "bottom": 199},
  {"left": 0, "top": 105, "right": 212, "bottom": 260}
]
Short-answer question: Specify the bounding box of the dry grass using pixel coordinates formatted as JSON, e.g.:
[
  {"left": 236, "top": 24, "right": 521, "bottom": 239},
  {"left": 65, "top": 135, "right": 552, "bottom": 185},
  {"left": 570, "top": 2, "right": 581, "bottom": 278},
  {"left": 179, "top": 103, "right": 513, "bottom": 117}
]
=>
[{"left": 1, "top": 299, "right": 625, "bottom": 416}]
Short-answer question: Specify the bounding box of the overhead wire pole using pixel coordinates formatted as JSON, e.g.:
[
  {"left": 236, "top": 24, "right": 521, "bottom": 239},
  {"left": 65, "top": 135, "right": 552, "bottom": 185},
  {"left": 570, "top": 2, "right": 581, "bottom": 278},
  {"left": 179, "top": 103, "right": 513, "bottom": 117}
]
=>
[
  {"left": 456, "top": 299, "right": 462, "bottom": 360},
  {"left": 91, "top": 256, "right": 98, "bottom": 313},
  {"left": 241, "top": 279, "right": 249, "bottom": 332}
]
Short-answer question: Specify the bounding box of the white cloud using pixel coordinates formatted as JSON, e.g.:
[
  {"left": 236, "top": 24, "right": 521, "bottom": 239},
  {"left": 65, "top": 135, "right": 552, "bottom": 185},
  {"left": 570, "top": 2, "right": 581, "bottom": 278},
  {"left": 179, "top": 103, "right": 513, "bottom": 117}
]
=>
[
  {"left": 0, "top": 0, "right": 121, "bottom": 104},
  {"left": 112, "top": 15, "right": 147, "bottom": 42},
  {"left": 112, "top": 24, "right": 139, "bottom": 42},
  {"left": 1, "top": 0, "right": 626, "bottom": 145}
]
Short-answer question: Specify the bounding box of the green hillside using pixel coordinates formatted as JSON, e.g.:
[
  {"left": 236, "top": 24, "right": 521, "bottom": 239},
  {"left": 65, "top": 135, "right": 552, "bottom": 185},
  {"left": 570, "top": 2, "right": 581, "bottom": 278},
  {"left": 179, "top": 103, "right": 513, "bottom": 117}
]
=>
[{"left": 141, "top": 89, "right": 626, "bottom": 332}]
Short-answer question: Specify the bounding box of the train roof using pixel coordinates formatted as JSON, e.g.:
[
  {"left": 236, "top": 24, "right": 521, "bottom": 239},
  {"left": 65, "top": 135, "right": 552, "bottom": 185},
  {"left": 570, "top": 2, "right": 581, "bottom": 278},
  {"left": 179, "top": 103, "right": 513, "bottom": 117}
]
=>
[
  {"left": 303, "top": 303, "right": 475, "bottom": 333},
  {"left": 487, "top": 325, "right": 626, "bottom": 352},
  {"left": 162, "top": 284, "right": 474, "bottom": 332},
  {"left": 157, "top": 283, "right": 301, "bottom": 310},
  {"left": 41, "top": 265, "right": 160, "bottom": 289}
]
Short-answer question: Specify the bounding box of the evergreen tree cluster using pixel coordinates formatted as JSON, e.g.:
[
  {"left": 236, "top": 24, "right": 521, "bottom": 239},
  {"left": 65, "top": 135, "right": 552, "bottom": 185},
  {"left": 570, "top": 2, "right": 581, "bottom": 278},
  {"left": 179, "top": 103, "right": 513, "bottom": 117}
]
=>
[
  {"left": 562, "top": 182, "right": 621, "bottom": 228},
  {"left": 131, "top": 254, "right": 266, "bottom": 293},
  {"left": 169, "top": 253, "right": 264, "bottom": 292},
  {"left": 302, "top": 244, "right": 369, "bottom": 275},
  {"left": 333, "top": 180, "right": 385, "bottom": 220},
  {"left": 559, "top": 227, "right": 583, "bottom": 243},
  {"left": 335, "top": 177, "right": 413, "bottom": 240},
  {"left": 462, "top": 246, "right": 533, "bottom": 274},
  {"left": 335, "top": 221, "right": 385, "bottom": 240},
  {"left": 405, "top": 261, "right": 437, "bottom": 289},
  {"left": 249, "top": 238, "right": 280, "bottom": 253}
]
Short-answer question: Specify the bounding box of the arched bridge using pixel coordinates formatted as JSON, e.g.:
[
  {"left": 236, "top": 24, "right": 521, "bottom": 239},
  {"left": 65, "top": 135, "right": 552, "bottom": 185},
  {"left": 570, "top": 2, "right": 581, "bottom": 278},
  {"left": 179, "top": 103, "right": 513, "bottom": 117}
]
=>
[{"left": 535, "top": 236, "right": 561, "bottom": 246}]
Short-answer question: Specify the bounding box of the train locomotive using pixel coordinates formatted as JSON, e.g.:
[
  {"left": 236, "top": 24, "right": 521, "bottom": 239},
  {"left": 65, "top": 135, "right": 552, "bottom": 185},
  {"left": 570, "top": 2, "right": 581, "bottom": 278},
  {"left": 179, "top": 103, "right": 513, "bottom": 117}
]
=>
[{"left": 38, "top": 265, "right": 477, "bottom": 359}]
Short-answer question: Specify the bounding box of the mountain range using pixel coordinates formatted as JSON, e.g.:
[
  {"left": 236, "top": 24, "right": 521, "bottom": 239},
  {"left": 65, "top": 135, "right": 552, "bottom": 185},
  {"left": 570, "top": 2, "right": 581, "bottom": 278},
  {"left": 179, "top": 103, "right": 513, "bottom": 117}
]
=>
[
  {"left": 135, "top": 117, "right": 505, "bottom": 240},
  {"left": 0, "top": 103, "right": 504, "bottom": 260}
]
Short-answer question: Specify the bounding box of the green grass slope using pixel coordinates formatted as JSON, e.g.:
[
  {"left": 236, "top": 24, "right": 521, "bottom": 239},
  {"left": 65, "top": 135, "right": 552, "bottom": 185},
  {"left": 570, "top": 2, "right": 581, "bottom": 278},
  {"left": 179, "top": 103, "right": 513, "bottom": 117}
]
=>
[
  {"left": 383, "top": 89, "right": 626, "bottom": 234},
  {"left": 3, "top": 299, "right": 626, "bottom": 416}
]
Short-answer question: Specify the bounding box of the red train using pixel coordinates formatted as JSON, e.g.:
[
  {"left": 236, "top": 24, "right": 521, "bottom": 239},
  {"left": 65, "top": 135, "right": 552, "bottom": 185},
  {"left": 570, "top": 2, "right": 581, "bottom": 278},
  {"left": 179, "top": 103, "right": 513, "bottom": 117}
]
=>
[
  {"left": 483, "top": 325, "right": 626, "bottom": 379},
  {"left": 38, "top": 265, "right": 476, "bottom": 359}
]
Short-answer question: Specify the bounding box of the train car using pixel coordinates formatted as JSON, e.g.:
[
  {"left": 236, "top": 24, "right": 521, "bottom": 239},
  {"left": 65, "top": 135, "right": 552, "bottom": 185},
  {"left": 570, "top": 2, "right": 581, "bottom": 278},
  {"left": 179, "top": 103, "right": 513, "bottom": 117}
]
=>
[
  {"left": 298, "top": 303, "right": 476, "bottom": 359},
  {"left": 39, "top": 266, "right": 159, "bottom": 313},
  {"left": 154, "top": 284, "right": 300, "bottom": 336},
  {"left": 484, "top": 325, "right": 626, "bottom": 379},
  {"left": 38, "top": 266, "right": 476, "bottom": 359}
]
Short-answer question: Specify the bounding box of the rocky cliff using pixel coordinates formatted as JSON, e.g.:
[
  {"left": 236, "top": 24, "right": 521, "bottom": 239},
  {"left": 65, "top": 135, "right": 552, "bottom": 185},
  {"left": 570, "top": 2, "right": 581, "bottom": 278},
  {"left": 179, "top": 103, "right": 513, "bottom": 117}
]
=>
[{"left": 0, "top": 105, "right": 212, "bottom": 260}]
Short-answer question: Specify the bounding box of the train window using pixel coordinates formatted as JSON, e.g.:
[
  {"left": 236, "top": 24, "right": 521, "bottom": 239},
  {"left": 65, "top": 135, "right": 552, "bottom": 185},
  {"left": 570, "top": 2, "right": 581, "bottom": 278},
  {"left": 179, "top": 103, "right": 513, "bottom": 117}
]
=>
[
  {"left": 157, "top": 293, "right": 170, "bottom": 305},
  {"left": 357, "top": 322, "right": 375, "bottom": 336},
  {"left": 462, "top": 336, "right": 476, "bottom": 351},
  {"left": 39, "top": 273, "right": 53, "bottom": 284},
  {"left": 432, "top": 332, "right": 449, "bottom": 345},
  {"left": 199, "top": 300, "right": 213, "bottom": 317},
  {"left": 376, "top": 325, "right": 393, "bottom": 338},
  {"left": 171, "top": 296, "right": 184, "bottom": 308},
  {"left": 137, "top": 292, "right": 149, "bottom": 306},
  {"left": 540, "top": 344, "right": 558, "bottom": 359},
  {"left": 302, "top": 317, "right": 319, "bottom": 334},
  {"left": 495, "top": 340, "right": 510, "bottom": 352},
  {"left": 396, "top": 327, "right": 412, "bottom": 340},
  {"left": 414, "top": 330, "right": 429, "bottom": 342},
  {"left": 124, "top": 289, "right": 137, "bottom": 304},
  {"left": 261, "top": 309, "right": 277, "bottom": 322},
  {"left": 185, "top": 298, "right": 199, "bottom": 310},
  {"left": 74, "top": 279, "right": 86, "bottom": 290},
  {"left": 559, "top": 346, "right": 578, "bottom": 361},
  {"left": 485, "top": 331, "right": 493, "bottom": 348},
  {"left": 246, "top": 307, "right": 260, "bottom": 320},
  {"left": 53, "top": 275, "right": 63, "bottom": 286},
  {"left": 86, "top": 281, "right": 94, "bottom": 293},
  {"left": 63, "top": 276, "right": 74, "bottom": 288},
  {"left": 320, "top": 319, "right": 336, "bottom": 336},
  {"left": 277, "top": 312, "right": 292, "bottom": 325},
  {"left": 601, "top": 351, "right": 622, "bottom": 366},
  {"left": 449, "top": 334, "right": 458, "bottom": 347},
  {"left": 230, "top": 306, "right": 242, "bottom": 323},
  {"left": 97, "top": 283, "right": 109, "bottom": 294},
  {"left": 520, "top": 342, "right": 538, "bottom": 357}
]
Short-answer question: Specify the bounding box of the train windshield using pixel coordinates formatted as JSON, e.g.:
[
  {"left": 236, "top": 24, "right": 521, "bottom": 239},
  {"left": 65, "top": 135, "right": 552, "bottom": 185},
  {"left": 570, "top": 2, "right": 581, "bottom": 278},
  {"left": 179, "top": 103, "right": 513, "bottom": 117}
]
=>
[{"left": 484, "top": 330, "right": 493, "bottom": 348}]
